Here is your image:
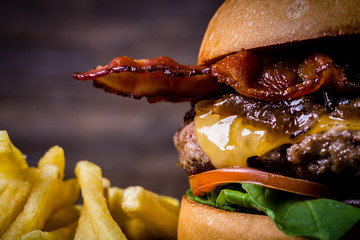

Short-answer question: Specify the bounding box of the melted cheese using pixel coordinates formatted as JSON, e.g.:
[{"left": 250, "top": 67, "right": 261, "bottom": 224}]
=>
[{"left": 195, "top": 110, "right": 360, "bottom": 169}]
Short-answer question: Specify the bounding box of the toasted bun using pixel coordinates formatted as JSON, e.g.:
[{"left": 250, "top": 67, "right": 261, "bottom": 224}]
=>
[
  {"left": 198, "top": 0, "right": 360, "bottom": 65},
  {"left": 178, "top": 195, "right": 306, "bottom": 240}
]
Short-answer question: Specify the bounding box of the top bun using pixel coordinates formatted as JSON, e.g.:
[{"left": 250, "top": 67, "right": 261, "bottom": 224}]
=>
[{"left": 198, "top": 0, "right": 360, "bottom": 65}]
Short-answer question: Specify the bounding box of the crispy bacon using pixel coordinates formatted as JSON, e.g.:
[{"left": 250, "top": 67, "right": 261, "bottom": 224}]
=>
[
  {"left": 212, "top": 51, "right": 360, "bottom": 101},
  {"left": 73, "top": 56, "right": 222, "bottom": 102},
  {"left": 74, "top": 51, "right": 360, "bottom": 102}
]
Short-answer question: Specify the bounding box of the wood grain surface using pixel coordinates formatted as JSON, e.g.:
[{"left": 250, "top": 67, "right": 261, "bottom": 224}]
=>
[{"left": 0, "top": 0, "right": 224, "bottom": 199}]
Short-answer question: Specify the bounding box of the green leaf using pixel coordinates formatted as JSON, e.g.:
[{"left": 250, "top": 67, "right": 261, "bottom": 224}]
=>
[
  {"left": 216, "top": 189, "right": 258, "bottom": 210},
  {"left": 186, "top": 188, "right": 217, "bottom": 208},
  {"left": 186, "top": 185, "right": 261, "bottom": 213},
  {"left": 242, "top": 183, "right": 360, "bottom": 240}
]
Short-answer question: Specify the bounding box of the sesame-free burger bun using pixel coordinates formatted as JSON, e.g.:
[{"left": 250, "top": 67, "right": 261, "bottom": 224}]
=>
[
  {"left": 177, "top": 196, "right": 307, "bottom": 240},
  {"left": 198, "top": 0, "right": 360, "bottom": 65}
]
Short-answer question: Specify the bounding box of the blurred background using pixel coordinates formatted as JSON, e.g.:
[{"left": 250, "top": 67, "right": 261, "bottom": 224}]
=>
[{"left": 0, "top": 0, "right": 224, "bottom": 199}]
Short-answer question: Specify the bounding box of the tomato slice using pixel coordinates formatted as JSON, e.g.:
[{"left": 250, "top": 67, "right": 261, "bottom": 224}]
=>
[{"left": 189, "top": 167, "right": 339, "bottom": 199}]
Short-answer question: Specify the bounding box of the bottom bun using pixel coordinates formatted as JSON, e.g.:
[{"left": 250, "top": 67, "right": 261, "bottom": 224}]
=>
[{"left": 177, "top": 195, "right": 306, "bottom": 240}]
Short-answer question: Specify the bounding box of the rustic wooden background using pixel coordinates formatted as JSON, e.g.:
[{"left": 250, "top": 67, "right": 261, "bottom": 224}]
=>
[{"left": 0, "top": 0, "right": 224, "bottom": 199}]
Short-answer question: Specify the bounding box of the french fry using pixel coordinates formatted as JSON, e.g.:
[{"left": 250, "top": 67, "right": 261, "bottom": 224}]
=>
[
  {"left": 1, "top": 164, "right": 61, "bottom": 240},
  {"left": 74, "top": 206, "right": 96, "bottom": 240},
  {"left": 21, "top": 221, "right": 77, "bottom": 240},
  {"left": 0, "top": 180, "right": 31, "bottom": 236},
  {"left": 123, "top": 218, "right": 154, "bottom": 240},
  {"left": 0, "top": 133, "right": 181, "bottom": 240},
  {"left": 109, "top": 187, "right": 155, "bottom": 240},
  {"left": 108, "top": 187, "right": 129, "bottom": 229},
  {"left": 0, "top": 167, "right": 39, "bottom": 187},
  {"left": 38, "top": 145, "right": 65, "bottom": 179},
  {"left": 51, "top": 220, "right": 77, "bottom": 239},
  {"left": 21, "top": 230, "right": 47, "bottom": 240},
  {"left": 44, "top": 204, "right": 80, "bottom": 232},
  {"left": 159, "top": 195, "right": 180, "bottom": 216},
  {"left": 75, "top": 161, "right": 127, "bottom": 240},
  {"left": 103, "top": 177, "right": 111, "bottom": 204},
  {"left": 121, "top": 186, "right": 179, "bottom": 239},
  {"left": 0, "top": 178, "right": 12, "bottom": 195},
  {"left": 52, "top": 178, "right": 79, "bottom": 213},
  {"left": 19, "top": 168, "right": 42, "bottom": 189},
  {"left": 0, "top": 131, "right": 28, "bottom": 174}
]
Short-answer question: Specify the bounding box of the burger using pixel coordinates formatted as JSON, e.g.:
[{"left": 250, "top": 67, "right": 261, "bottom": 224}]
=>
[{"left": 73, "top": 0, "right": 360, "bottom": 239}]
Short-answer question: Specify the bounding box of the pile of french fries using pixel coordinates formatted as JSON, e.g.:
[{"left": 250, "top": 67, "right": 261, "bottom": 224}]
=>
[{"left": 0, "top": 130, "right": 179, "bottom": 240}]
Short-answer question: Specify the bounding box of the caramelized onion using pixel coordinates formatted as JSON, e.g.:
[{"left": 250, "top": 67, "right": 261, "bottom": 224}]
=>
[
  {"left": 212, "top": 51, "right": 360, "bottom": 101},
  {"left": 73, "top": 56, "right": 222, "bottom": 102}
]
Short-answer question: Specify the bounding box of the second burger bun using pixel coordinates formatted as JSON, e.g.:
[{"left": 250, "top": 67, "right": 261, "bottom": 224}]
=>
[
  {"left": 198, "top": 0, "right": 360, "bottom": 65},
  {"left": 178, "top": 196, "right": 306, "bottom": 240}
]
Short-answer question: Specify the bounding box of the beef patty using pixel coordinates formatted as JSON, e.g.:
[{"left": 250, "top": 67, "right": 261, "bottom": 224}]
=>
[
  {"left": 174, "top": 121, "right": 215, "bottom": 175},
  {"left": 175, "top": 120, "right": 360, "bottom": 185},
  {"left": 250, "top": 130, "right": 360, "bottom": 184}
]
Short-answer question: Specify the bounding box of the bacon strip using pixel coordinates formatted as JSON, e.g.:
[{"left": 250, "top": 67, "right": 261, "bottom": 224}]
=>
[
  {"left": 74, "top": 52, "right": 360, "bottom": 102},
  {"left": 212, "top": 51, "right": 360, "bottom": 101},
  {"left": 73, "top": 56, "right": 222, "bottom": 102}
]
